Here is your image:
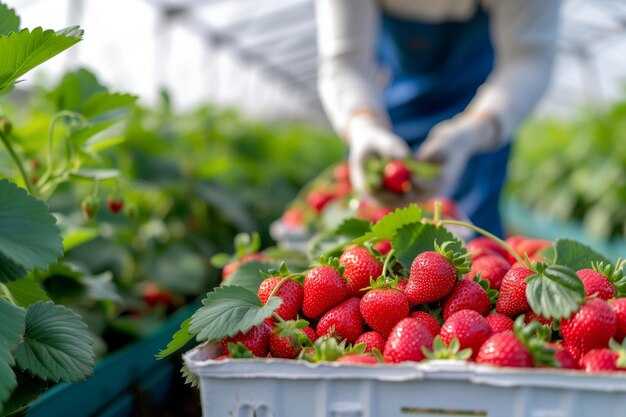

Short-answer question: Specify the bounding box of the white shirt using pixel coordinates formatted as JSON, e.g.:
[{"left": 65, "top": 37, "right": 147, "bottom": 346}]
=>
[{"left": 315, "top": 0, "right": 561, "bottom": 141}]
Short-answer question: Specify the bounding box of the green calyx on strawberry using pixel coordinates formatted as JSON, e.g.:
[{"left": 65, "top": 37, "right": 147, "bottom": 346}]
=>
[
  {"left": 302, "top": 256, "right": 349, "bottom": 319},
  {"left": 270, "top": 319, "right": 316, "bottom": 359},
  {"left": 513, "top": 315, "right": 558, "bottom": 367},
  {"left": 434, "top": 241, "right": 472, "bottom": 275},
  {"left": 422, "top": 335, "right": 472, "bottom": 361},
  {"left": 473, "top": 274, "right": 499, "bottom": 305},
  {"left": 299, "top": 335, "right": 365, "bottom": 363},
  {"left": 608, "top": 338, "right": 626, "bottom": 368},
  {"left": 359, "top": 275, "right": 409, "bottom": 337},
  {"left": 227, "top": 342, "right": 255, "bottom": 359},
  {"left": 590, "top": 258, "right": 626, "bottom": 297}
]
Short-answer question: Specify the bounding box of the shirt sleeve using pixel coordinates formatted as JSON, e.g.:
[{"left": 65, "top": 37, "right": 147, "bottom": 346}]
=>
[
  {"left": 467, "top": 0, "right": 562, "bottom": 141},
  {"left": 315, "top": 0, "right": 388, "bottom": 136}
]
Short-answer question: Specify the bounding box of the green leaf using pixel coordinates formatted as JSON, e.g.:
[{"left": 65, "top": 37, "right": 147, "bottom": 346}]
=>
[
  {"left": 180, "top": 364, "right": 200, "bottom": 388},
  {"left": 13, "top": 301, "right": 94, "bottom": 382},
  {"left": 48, "top": 67, "right": 106, "bottom": 111},
  {"left": 2, "top": 370, "right": 47, "bottom": 416},
  {"left": 189, "top": 285, "right": 281, "bottom": 342},
  {"left": 84, "top": 133, "right": 126, "bottom": 153},
  {"left": 0, "top": 3, "right": 20, "bottom": 36},
  {"left": 4, "top": 274, "right": 50, "bottom": 308},
  {"left": 0, "top": 180, "right": 63, "bottom": 281},
  {"left": 226, "top": 260, "right": 278, "bottom": 292},
  {"left": 354, "top": 204, "right": 422, "bottom": 244},
  {"left": 306, "top": 218, "right": 373, "bottom": 261},
  {"left": 0, "top": 253, "right": 27, "bottom": 283},
  {"left": 156, "top": 318, "right": 194, "bottom": 360},
  {"left": 82, "top": 92, "right": 137, "bottom": 120},
  {"left": 335, "top": 218, "right": 372, "bottom": 237},
  {"left": 62, "top": 227, "right": 99, "bottom": 251},
  {"left": 392, "top": 223, "right": 464, "bottom": 270},
  {"left": 0, "top": 298, "right": 26, "bottom": 414},
  {"left": 553, "top": 238, "right": 610, "bottom": 271},
  {"left": 0, "top": 26, "right": 83, "bottom": 93},
  {"left": 526, "top": 264, "right": 585, "bottom": 320},
  {"left": 71, "top": 168, "right": 121, "bottom": 181},
  {"left": 68, "top": 120, "right": 118, "bottom": 147}
]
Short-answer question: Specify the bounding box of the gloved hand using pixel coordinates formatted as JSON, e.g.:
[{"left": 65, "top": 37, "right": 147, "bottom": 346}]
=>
[
  {"left": 414, "top": 113, "right": 502, "bottom": 197},
  {"left": 346, "top": 114, "right": 411, "bottom": 199}
]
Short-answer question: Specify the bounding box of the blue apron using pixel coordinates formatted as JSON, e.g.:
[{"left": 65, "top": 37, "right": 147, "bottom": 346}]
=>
[{"left": 378, "top": 7, "right": 511, "bottom": 238}]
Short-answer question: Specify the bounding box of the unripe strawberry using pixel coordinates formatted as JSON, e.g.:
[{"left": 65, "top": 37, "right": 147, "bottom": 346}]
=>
[
  {"left": 258, "top": 278, "right": 303, "bottom": 321},
  {"left": 81, "top": 196, "right": 99, "bottom": 219},
  {"left": 440, "top": 310, "right": 492, "bottom": 360},
  {"left": 0, "top": 117, "right": 12, "bottom": 135},
  {"left": 316, "top": 297, "right": 364, "bottom": 344},
  {"left": 125, "top": 204, "right": 139, "bottom": 220},
  {"left": 339, "top": 246, "right": 383, "bottom": 297},
  {"left": 383, "top": 318, "right": 434, "bottom": 363},
  {"left": 355, "top": 331, "right": 386, "bottom": 353}
]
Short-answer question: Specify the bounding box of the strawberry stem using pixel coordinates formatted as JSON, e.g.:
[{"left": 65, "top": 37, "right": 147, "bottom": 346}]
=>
[
  {"left": 439, "top": 220, "right": 525, "bottom": 267},
  {"left": 267, "top": 276, "right": 291, "bottom": 300},
  {"left": 433, "top": 200, "right": 442, "bottom": 224},
  {"left": 382, "top": 249, "right": 395, "bottom": 279}
]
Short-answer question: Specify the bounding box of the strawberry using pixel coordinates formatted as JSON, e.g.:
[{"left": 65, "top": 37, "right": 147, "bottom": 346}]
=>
[
  {"left": 336, "top": 354, "right": 379, "bottom": 365},
  {"left": 495, "top": 267, "right": 535, "bottom": 317},
  {"left": 611, "top": 298, "right": 626, "bottom": 342},
  {"left": 577, "top": 268, "right": 615, "bottom": 300},
  {"left": 465, "top": 255, "right": 509, "bottom": 290},
  {"left": 339, "top": 246, "right": 383, "bottom": 297},
  {"left": 561, "top": 298, "right": 617, "bottom": 362},
  {"left": 467, "top": 237, "right": 511, "bottom": 263},
  {"left": 383, "top": 318, "right": 434, "bottom": 363},
  {"left": 258, "top": 277, "right": 303, "bottom": 321},
  {"left": 302, "top": 261, "right": 349, "bottom": 319},
  {"left": 405, "top": 242, "right": 470, "bottom": 305},
  {"left": 396, "top": 279, "right": 409, "bottom": 292},
  {"left": 355, "top": 331, "right": 386, "bottom": 353},
  {"left": 333, "top": 161, "right": 350, "bottom": 183},
  {"left": 360, "top": 283, "right": 409, "bottom": 337},
  {"left": 222, "top": 253, "right": 269, "bottom": 281},
  {"left": 382, "top": 160, "right": 412, "bottom": 194},
  {"left": 334, "top": 181, "right": 352, "bottom": 198},
  {"left": 579, "top": 349, "right": 623, "bottom": 372},
  {"left": 143, "top": 283, "right": 175, "bottom": 308},
  {"left": 409, "top": 311, "right": 441, "bottom": 336},
  {"left": 476, "top": 331, "right": 533, "bottom": 368},
  {"left": 524, "top": 311, "right": 552, "bottom": 327},
  {"left": 373, "top": 240, "right": 392, "bottom": 256},
  {"left": 442, "top": 279, "right": 491, "bottom": 320},
  {"left": 514, "top": 238, "right": 552, "bottom": 258},
  {"left": 107, "top": 196, "right": 124, "bottom": 214},
  {"left": 546, "top": 343, "right": 577, "bottom": 370},
  {"left": 316, "top": 297, "right": 364, "bottom": 344},
  {"left": 282, "top": 207, "right": 305, "bottom": 228},
  {"left": 306, "top": 189, "right": 334, "bottom": 214},
  {"left": 485, "top": 314, "right": 514, "bottom": 334},
  {"left": 439, "top": 310, "right": 492, "bottom": 360},
  {"left": 269, "top": 324, "right": 316, "bottom": 359},
  {"left": 81, "top": 195, "right": 99, "bottom": 219},
  {"left": 221, "top": 322, "right": 272, "bottom": 357}
]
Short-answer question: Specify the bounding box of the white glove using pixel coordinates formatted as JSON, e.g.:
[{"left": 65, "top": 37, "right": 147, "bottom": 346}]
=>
[
  {"left": 414, "top": 113, "right": 503, "bottom": 197},
  {"left": 346, "top": 114, "right": 411, "bottom": 197}
]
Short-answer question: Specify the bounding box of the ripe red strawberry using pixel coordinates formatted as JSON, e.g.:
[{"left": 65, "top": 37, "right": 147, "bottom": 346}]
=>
[
  {"left": 560, "top": 298, "right": 617, "bottom": 362},
  {"left": 306, "top": 189, "right": 334, "bottom": 214},
  {"left": 107, "top": 196, "right": 124, "bottom": 214},
  {"left": 258, "top": 278, "right": 303, "bottom": 321},
  {"left": 316, "top": 297, "right": 364, "bottom": 344},
  {"left": 476, "top": 331, "right": 533, "bottom": 368},
  {"left": 336, "top": 354, "right": 379, "bottom": 365},
  {"left": 467, "top": 237, "right": 511, "bottom": 263},
  {"left": 302, "top": 263, "right": 349, "bottom": 319},
  {"left": 355, "top": 331, "right": 386, "bottom": 353},
  {"left": 282, "top": 207, "right": 305, "bottom": 228},
  {"left": 339, "top": 246, "right": 383, "bottom": 297},
  {"left": 439, "top": 310, "right": 492, "bottom": 360},
  {"left": 334, "top": 181, "right": 352, "bottom": 198},
  {"left": 577, "top": 268, "right": 615, "bottom": 300},
  {"left": 611, "top": 298, "right": 626, "bottom": 342},
  {"left": 524, "top": 311, "right": 552, "bottom": 327},
  {"left": 514, "top": 238, "right": 552, "bottom": 258},
  {"left": 579, "top": 349, "right": 624, "bottom": 373},
  {"left": 405, "top": 242, "right": 469, "bottom": 305},
  {"left": 409, "top": 311, "right": 441, "bottom": 336},
  {"left": 546, "top": 343, "right": 577, "bottom": 370},
  {"left": 495, "top": 268, "right": 535, "bottom": 317},
  {"left": 360, "top": 286, "right": 409, "bottom": 337},
  {"left": 485, "top": 314, "right": 514, "bottom": 334},
  {"left": 382, "top": 160, "right": 412, "bottom": 194},
  {"left": 442, "top": 279, "right": 490, "bottom": 320},
  {"left": 396, "top": 279, "right": 409, "bottom": 292},
  {"left": 333, "top": 161, "right": 350, "bottom": 183},
  {"left": 373, "top": 240, "right": 392, "bottom": 256},
  {"left": 465, "top": 255, "right": 509, "bottom": 290},
  {"left": 383, "top": 318, "right": 434, "bottom": 363},
  {"left": 221, "top": 322, "right": 272, "bottom": 357},
  {"left": 143, "top": 283, "right": 175, "bottom": 308},
  {"left": 269, "top": 325, "right": 316, "bottom": 359}
]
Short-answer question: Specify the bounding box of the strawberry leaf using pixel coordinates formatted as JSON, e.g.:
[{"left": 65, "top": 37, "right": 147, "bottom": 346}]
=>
[
  {"left": 0, "top": 298, "right": 25, "bottom": 415},
  {"left": 525, "top": 265, "right": 584, "bottom": 320},
  {"left": 180, "top": 364, "right": 200, "bottom": 388},
  {"left": 392, "top": 223, "right": 464, "bottom": 270},
  {"left": 155, "top": 318, "right": 193, "bottom": 360},
  {"left": 308, "top": 218, "right": 371, "bottom": 260},
  {"left": 353, "top": 204, "right": 422, "bottom": 245},
  {"left": 226, "top": 260, "right": 279, "bottom": 292},
  {"left": 553, "top": 239, "right": 609, "bottom": 271},
  {"left": 0, "top": 3, "right": 20, "bottom": 36},
  {"left": 189, "top": 285, "right": 281, "bottom": 342}
]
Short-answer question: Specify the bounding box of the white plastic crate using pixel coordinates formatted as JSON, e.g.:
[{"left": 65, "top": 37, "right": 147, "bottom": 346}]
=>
[{"left": 184, "top": 343, "right": 626, "bottom": 417}]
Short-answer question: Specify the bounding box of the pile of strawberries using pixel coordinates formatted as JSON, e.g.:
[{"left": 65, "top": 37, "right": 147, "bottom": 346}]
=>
[{"left": 213, "top": 234, "right": 626, "bottom": 373}]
